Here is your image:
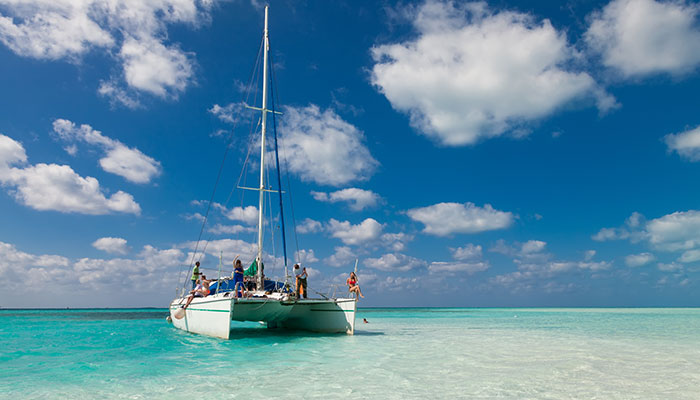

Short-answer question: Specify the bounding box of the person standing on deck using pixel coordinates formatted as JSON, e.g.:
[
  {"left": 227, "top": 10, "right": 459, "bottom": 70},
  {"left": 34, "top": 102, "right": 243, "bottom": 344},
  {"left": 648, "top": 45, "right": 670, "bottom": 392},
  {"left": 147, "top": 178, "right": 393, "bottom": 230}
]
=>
[
  {"left": 191, "top": 261, "right": 201, "bottom": 290},
  {"left": 294, "top": 264, "right": 308, "bottom": 299},
  {"left": 233, "top": 258, "right": 244, "bottom": 298}
]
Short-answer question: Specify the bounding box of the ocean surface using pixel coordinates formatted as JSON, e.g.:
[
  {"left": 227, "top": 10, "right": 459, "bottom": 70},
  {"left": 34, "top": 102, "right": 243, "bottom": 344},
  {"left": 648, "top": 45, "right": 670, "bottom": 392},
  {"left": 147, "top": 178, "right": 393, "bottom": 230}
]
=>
[{"left": 1, "top": 308, "right": 699, "bottom": 399}]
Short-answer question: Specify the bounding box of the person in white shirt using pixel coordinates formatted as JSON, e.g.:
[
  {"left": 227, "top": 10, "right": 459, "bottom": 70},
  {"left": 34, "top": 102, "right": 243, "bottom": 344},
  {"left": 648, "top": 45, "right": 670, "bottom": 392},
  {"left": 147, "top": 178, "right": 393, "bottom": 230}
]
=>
[{"left": 294, "top": 264, "right": 308, "bottom": 299}]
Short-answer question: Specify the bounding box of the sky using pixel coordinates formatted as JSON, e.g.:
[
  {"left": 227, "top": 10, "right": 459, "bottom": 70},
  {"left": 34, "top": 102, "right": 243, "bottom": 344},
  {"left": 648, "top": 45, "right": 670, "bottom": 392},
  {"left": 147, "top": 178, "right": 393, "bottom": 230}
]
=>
[{"left": 1, "top": 0, "right": 699, "bottom": 308}]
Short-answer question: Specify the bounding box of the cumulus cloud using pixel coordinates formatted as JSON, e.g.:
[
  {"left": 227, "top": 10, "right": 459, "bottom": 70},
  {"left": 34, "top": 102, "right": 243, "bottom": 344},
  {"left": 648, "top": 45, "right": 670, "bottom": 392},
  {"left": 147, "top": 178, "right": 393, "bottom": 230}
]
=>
[
  {"left": 224, "top": 205, "right": 259, "bottom": 226},
  {"left": 521, "top": 240, "right": 547, "bottom": 254},
  {"left": 92, "top": 237, "right": 129, "bottom": 255},
  {"left": 489, "top": 238, "right": 610, "bottom": 291},
  {"left": 0, "top": 0, "right": 210, "bottom": 103},
  {"left": 625, "top": 252, "right": 655, "bottom": 267},
  {"left": 296, "top": 218, "right": 323, "bottom": 234},
  {"left": 327, "top": 218, "right": 383, "bottom": 245},
  {"left": 52, "top": 119, "right": 161, "bottom": 184},
  {"left": 665, "top": 125, "right": 700, "bottom": 162},
  {"left": 407, "top": 202, "right": 513, "bottom": 236},
  {"left": 279, "top": 105, "right": 378, "bottom": 186},
  {"left": 491, "top": 259, "right": 611, "bottom": 291},
  {"left": 311, "top": 188, "right": 381, "bottom": 211},
  {"left": 183, "top": 238, "right": 258, "bottom": 264},
  {"left": 0, "top": 134, "right": 140, "bottom": 215},
  {"left": 364, "top": 253, "right": 427, "bottom": 271},
  {"left": 678, "top": 249, "right": 700, "bottom": 263},
  {"left": 428, "top": 261, "right": 489, "bottom": 274},
  {"left": 380, "top": 232, "right": 414, "bottom": 252},
  {"left": 450, "top": 243, "right": 482, "bottom": 260},
  {"left": 325, "top": 246, "right": 356, "bottom": 267},
  {"left": 208, "top": 102, "right": 254, "bottom": 125},
  {"left": 596, "top": 210, "right": 700, "bottom": 256},
  {"left": 207, "top": 224, "right": 255, "bottom": 235},
  {"left": 119, "top": 36, "right": 193, "bottom": 97},
  {"left": 585, "top": 0, "right": 700, "bottom": 78},
  {"left": 646, "top": 210, "right": 700, "bottom": 251},
  {"left": 592, "top": 212, "right": 646, "bottom": 242},
  {"left": 295, "top": 249, "right": 318, "bottom": 264},
  {"left": 371, "top": 0, "right": 613, "bottom": 146},
  {"left": 0, "top": 240, "right": 183, "bottom": 300}
]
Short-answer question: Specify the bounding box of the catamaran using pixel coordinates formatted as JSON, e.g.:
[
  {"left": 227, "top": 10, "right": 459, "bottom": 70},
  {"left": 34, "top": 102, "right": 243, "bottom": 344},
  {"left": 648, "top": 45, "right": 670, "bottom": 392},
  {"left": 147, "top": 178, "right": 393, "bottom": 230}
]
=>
[{"left": 168, "top": 6, "right": 357, "bottom": 339}]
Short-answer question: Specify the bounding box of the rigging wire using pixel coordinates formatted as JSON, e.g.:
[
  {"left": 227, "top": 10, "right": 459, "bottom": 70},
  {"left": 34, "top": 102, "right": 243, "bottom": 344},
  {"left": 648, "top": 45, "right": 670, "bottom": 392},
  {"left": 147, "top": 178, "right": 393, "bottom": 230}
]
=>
[
  {"left": 179, "top": 34, "right": 266, "bottom": 290},
  {"left": 269, "top": 48, "right": 302, "bottom": 265},
  {"left": 268, "top": 44, "right": 289, "bottom": 271}
]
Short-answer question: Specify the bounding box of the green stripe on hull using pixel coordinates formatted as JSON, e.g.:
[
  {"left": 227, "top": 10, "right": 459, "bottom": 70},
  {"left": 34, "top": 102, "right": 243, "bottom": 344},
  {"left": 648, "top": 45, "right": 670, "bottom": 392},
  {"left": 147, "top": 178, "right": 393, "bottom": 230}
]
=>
[
  {"left": 309, "top": 309, "right": 354, "bottom": 313},
  {"left": 170, "top": 307, "right": 230, "bottom": 313}
]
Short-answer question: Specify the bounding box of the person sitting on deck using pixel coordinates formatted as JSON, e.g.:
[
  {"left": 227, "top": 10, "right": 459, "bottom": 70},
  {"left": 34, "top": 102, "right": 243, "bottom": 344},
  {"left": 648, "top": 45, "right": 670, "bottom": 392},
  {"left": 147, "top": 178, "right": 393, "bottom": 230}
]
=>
[
  {"left": 347, "top": 271, "right": 364, "bottom": 299},
  {"left": 294, "top": 264, "right": 308, "bottom": 299},
  {"left": 183, "top": 275, "right": 211, "bottom": 309}
]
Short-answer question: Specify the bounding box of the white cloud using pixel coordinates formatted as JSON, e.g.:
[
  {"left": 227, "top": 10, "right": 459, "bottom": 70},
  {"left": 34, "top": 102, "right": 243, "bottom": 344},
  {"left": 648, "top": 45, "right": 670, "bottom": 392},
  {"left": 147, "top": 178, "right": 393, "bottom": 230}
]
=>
[
  {"left": 450, "top": 243, "right": 482, "bottom": 260},
  {"left": 428, "top": 261, "right": 489, "bottom": 274},
  {"left": 0, "top": 240, "right": 184, "bottom": 300},
  {"left": 585, "top": 0, "right": 700, "bottom": 78},
  {"left": 209, "top": 102, "right": 249, "bottom": 125},
  {"left": 596, "top": 210, "right": 700, "bottom": 256},
  {"left": 92, "top": 237, "right": 129, "bottom": 255},
  {"left": 225, "top": 205, "right": 259, "bottom": 226},
  {"left": 492, "top": 258, "right": 611, "bottom": 291},
  {"left": 521, "top": 240, "right": 546, "bottom": 254},
  {"left": 646, "top": 210, "right": 700, "bottom": 251},
  {"left": 311, "top": 188, "right": 381, "bottom": 211},
  {"left": 0, "top": 0, "right": 210, "bottom": 103},
  {"left": 295, "top": 249, "right": 319, "bottom": 264},
  {"left": 658, "top": 262, "right": 683, "bottom": 272},
  {"left": 183, "top": 238, "right": 258, "bottom": 264},
  {"left": 592, "top": 212, "right": 646, "bottom": 242},
  {"left": 371, "top": 0, "right": 612, "bottom": 146},
  {"left": 327, "top": 218, "right": 383, "bottom": 245},
  {"left": 407, "top": 202, "right": 513, "bottom": 236},
  {"left": 207, "top": 224, "right": 254, "bottom": 235},
  {"left": 0, "top": 1, "right": 113, "bottom": 60},
  {"left": 279, "top": 105, "right": 378, "bottom": 186},
  {"left": 325, "top": 246, "right": 356, "bottom": 267},
  {"left": 679, "top": 249, "right": 700, "bottom": 263},
  {"left": 296, "top": 218, "right": 322, "bottom": 234},
  {"left": 380, "top": 232, "right": 414, "bottom": 252},
  {"left": 364, "top": 253, "right": 426, "bottom": 271},
  {"left": 584, "top": 250, "right": 596, "bottom": 261},
  {"left": 184, "top": 212, "right": 205, "bottom": 222},
  {"left": 98, "top": 81, "right": 141, "bottom": 109},
  {"left": 52, "top": 119, "right": 161, "bottom": 184},
  {"left": 119, "top": 36, "right": 193, "bottom": 98},
  {"left": 665, "top": 125, "right": 700, "bottom": 162},
  {"left": 625, "top": 252, "right": 655, "bottom": 267},
  {"left": 0, "top": 134, "right": 140, "bottom": 215}
]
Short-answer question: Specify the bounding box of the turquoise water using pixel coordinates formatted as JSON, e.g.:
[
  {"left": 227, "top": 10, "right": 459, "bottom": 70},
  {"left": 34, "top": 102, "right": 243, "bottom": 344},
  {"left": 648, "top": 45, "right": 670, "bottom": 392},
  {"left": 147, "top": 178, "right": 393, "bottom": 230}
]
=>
[{"left": 2, "top": 308, "right": 700, "bottom": 399}]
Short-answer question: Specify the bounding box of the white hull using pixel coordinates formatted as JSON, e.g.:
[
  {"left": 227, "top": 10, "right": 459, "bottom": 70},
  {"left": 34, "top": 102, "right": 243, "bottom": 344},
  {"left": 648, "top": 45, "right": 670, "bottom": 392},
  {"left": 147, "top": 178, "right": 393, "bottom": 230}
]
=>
[{"left": 169, "top": 292, "right": 356, "bottom": 339}]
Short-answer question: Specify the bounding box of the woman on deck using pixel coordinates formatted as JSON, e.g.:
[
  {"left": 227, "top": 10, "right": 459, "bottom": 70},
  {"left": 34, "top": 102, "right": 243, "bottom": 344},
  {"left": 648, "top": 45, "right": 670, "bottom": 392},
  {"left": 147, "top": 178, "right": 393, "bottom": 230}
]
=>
[
  {"left": 183, "top": 275, "right": 212, "bottom": 309},
  {"left": 347, "top": 272, "right": 364, "bottom": 299},
  {"left": 233, "top": 258, "right": 244, "bottom": 298}
]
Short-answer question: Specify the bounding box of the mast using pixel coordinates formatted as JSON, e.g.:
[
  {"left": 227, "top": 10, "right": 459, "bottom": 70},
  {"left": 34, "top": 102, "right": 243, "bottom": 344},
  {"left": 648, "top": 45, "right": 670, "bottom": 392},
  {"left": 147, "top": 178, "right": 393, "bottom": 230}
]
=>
[{"left": 256, "top": 6, "right": 270, "bottom": 291}]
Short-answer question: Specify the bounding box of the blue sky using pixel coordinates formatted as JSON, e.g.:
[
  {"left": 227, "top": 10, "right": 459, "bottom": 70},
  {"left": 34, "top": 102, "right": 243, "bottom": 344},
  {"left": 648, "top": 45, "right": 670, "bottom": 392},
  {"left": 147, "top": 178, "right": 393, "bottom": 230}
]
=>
[{"left": 1, "top": 0, "right": 699, "bottom": 308}]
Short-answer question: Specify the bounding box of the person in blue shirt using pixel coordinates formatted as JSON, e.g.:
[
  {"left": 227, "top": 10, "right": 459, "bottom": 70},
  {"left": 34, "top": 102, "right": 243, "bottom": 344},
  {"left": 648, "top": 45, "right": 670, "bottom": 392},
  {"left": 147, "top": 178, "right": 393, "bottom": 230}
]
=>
[{"left": 233, "top": 258, "right": 244, "bottom": 298}]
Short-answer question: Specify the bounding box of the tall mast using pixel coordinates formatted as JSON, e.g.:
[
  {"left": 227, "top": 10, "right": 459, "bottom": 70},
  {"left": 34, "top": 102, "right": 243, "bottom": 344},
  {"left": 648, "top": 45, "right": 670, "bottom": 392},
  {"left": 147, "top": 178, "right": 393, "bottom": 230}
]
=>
[{"left": 256, "top": 6, "right": 269, "bottom": 291}]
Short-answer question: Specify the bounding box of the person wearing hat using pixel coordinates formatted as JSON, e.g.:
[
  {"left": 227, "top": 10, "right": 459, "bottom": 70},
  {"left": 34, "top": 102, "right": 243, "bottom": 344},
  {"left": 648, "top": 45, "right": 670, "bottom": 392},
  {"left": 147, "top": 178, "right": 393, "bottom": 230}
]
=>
[{"left": 294, "top": 264, "right": 308, "bottom": 299}]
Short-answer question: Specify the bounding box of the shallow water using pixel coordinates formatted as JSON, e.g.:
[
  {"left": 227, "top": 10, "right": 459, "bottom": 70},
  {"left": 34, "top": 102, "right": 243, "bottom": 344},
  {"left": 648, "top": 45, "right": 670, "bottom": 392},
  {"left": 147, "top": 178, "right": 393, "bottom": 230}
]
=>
[{"left": 2, "top": 308, "right": 699, "bottom": 399}]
